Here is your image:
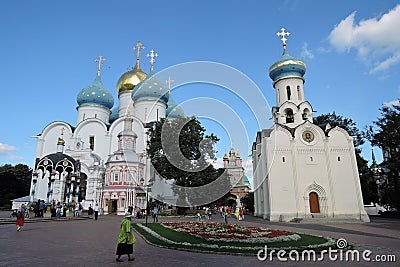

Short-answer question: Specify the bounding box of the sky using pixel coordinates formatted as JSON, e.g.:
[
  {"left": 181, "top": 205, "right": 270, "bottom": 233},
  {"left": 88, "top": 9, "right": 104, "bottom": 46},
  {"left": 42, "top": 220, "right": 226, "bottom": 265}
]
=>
[{"left": 0, "top": 1, "right": 399, "bottom": 184}]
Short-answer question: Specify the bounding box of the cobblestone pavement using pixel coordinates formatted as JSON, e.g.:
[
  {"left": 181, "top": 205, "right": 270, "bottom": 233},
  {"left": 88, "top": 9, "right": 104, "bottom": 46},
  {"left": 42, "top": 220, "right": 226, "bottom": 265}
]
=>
[{"left": 0, "top": 212, "right": 398, "bottom": 267}]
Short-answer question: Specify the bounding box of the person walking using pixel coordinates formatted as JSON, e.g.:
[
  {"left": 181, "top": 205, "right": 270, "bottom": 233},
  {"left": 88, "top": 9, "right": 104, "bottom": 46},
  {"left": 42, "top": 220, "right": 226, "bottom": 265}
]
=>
[
  {"left": 16, "top": 204, "right": 26, "bottom": 232},
  {"left": 116, "top": 213, "right": 136, "bottom": 262},
  {"left": 39, "top": 200, "right": 45, "bottom": 217},
  {"left": 93, "top": 202, "right": 99, "bottom": 220},
  {"left": 239, "top": 208, "right": 244, "bottom": 221},
  {"left": 153, "top": 206, "right": 159, "bottom": 222},
  {"left": 235, "top": 207, "right": 240, "bottom": 224}
]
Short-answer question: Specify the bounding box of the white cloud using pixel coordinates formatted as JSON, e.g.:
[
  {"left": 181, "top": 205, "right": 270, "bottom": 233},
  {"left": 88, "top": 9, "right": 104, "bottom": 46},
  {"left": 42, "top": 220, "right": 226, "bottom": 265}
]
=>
[
  {"left": 384, "top": 99, "right": 400, "bottom": 107},
  {"left": 0, "top": 142, "right": 17, "bottom": 155},
  {"left": 369, "top": 51, "right": 400, "bottom": 74},
  {"left": 328, "top": 4, "right": 400, "bottom": 73},
  {"left": 300, "top": 42, "right": 314, "bottom": 59}
]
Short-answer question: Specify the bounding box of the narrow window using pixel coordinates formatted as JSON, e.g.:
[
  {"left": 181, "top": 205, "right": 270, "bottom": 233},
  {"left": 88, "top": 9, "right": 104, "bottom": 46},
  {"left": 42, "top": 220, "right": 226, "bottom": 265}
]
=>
[
  {"left": 114, "top": 173, "right": 119, "bottom": 182},
  {"left": 83, "top": 113, "right": 85, "bottom": 120},
  {"left": 95, "top": 114, "right": 97, "bottom": 118},
  {"left": 338, "top": 156, "right": 341, "bottom": 162},
  {"left": 89, "top": 136, "right": 95, "bottom": 150},
  {"left": 297, "top": 85, "right": 301, "bottom": 100},
  {"left": 286, "top": 86, "right": 292, "bottom": 100},
  {"left": 282, "top": 157, "right": 285, "bottom": 162},
  {"left": 310, "top": 156, "right": 313, "bottom": 162}
]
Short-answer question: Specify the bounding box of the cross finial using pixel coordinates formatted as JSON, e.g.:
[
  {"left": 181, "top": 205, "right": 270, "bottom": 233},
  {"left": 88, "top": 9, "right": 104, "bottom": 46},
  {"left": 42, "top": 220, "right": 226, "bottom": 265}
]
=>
[
  {"left": 95, "top": 55, "right": 106, "bottom": 76},
  {"left": 133, "top": 41, "right": 145, "bottom": 70},
  {"left": 166, "top": 76, "right": 174, "bottom": 92},
  {"left": 277, "top": 27, "right": 290, "bottom": 49},
  {"left": 133, "top": 41, "right": 145, "bottom": 59},
  {"left": 147, "top": 49, "right": 158, "bottom": 72}
]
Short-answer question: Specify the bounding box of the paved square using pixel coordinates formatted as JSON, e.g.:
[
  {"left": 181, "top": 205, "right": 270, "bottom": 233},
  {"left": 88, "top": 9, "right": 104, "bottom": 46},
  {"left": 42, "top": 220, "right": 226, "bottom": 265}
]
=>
[{"left": 0, "top": 213, "right": 398, "bottom": 266}]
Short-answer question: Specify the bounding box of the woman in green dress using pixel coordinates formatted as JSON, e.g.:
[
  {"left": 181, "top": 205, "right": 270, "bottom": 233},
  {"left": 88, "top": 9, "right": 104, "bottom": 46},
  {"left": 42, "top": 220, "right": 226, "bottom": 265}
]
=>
[{"left": 116, "top": 212, "right": 136, "bottom": 262}]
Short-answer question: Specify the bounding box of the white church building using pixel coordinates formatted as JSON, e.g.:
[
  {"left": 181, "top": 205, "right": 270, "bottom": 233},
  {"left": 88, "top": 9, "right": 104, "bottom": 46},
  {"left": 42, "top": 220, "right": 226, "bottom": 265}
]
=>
[
  {"left": 252, "top": 29, "right": 369, "bottom": 222},
  {"left": 29, "top": 42, "right": 183, "bottom": 215}
]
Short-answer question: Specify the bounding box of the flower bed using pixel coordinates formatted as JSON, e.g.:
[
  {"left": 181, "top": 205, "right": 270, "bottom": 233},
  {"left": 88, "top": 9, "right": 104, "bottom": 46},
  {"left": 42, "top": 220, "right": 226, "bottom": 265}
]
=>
[
  {"left": 162, "top": 222, "right": 300, "bottom": 243},
  {"left": 133, "top": 222, "right": 337, "bottom": 255}
]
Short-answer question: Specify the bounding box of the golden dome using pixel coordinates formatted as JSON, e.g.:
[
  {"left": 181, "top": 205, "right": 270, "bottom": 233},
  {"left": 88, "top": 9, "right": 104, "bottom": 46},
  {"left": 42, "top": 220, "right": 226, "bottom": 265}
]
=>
[{"left": 116, "top": 63, "right": 147, "bottom": 95}]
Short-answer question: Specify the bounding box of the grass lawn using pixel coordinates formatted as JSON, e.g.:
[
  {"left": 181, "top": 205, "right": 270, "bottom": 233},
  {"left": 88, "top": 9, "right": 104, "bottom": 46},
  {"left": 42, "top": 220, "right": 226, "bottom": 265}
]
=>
[{"left": 133, "top": 222, "right": 336, "bottom": 255}]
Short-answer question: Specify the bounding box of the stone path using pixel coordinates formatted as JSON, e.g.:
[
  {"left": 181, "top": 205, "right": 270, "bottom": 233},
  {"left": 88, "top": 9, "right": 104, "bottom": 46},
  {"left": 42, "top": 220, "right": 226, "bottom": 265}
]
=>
[{"left": 0, "top": 212, "right": 398, "bottom": 266}]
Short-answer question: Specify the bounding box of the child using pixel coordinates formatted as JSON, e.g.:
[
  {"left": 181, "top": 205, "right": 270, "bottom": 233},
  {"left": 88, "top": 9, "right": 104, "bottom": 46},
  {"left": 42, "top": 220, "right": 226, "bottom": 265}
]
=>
[{"left": 196, "top": 212, "right": 201, "bottom": 222}]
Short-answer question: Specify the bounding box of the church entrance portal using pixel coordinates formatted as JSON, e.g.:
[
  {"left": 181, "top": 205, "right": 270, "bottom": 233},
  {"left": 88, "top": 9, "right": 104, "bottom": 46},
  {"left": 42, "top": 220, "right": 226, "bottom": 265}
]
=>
[
  {"left": 111, "top": 200, "right": 117, "bottom": 213},
  {"left": 107, "top": 200, "right": 118, "bottom": 214},
  {"left": 309, "top": 192, "right": 320, "bottom": 213}
]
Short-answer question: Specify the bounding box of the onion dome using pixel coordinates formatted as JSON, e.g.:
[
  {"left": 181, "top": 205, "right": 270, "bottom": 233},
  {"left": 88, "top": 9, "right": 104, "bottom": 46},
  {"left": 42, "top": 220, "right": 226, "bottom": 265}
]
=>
[
  {"left": 132, "top": 71, "right": 169, "bottom": 104},
  {"left": 269, "top": 49, "right": 306, "bottom": 85},
  {"left": 109, "top": 107, "right": 119, "bottom": 124},
  {"left": 223, "top": 153, "right": 229, "bottom": 161},
  {"left": 116, "top": 63, "right": 147, "bottom": 95},
  {"left": 243, "top": 175, "right": 250, "bottom": 185},
  {"left": 166, "top": 97, "right": 184, "bottom": 119},
  {"left": 77, "top": 74, "right": 114, "bottom": 109}
]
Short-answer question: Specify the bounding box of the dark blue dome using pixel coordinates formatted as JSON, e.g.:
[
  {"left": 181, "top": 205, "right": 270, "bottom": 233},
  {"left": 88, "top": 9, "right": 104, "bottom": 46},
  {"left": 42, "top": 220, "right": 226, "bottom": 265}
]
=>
[
  {"left": 131, "top": 72, "right": 169, "bottom": 104},
  {"left": 109, "top": 107, "right": 119, "bottom": 123},
  {"left": 269, "top": 49, "right": 306, "bottom": 84},
  {"left": 77, "top": 75, "right": 114, "bottom": 109}
]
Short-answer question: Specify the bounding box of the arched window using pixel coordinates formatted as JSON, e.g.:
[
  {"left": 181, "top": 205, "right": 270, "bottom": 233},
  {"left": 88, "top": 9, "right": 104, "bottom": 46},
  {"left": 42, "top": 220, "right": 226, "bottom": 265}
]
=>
[
  {"left": 286, "top": 86, "right": 292, "bottom": 100},
  {"left": 282, "top": 157, "right": 285, "bottom": 162},
  {"left": 302, "top": 108, "right": 310, "bottom": 120},
  {"left": 285, "top": 108, "right": 294, "bottom": 123}
]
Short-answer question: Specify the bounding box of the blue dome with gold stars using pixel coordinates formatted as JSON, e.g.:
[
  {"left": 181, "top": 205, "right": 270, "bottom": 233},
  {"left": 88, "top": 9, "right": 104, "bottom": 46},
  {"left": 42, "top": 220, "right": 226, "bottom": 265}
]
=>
[
  {"left": 166, "top": 97, "right": 184, "bottom": 119},
  {"left": 131, "top": 72, "right": 169, "bottom": 104},
  {"left": 77, "top": 75, "right": 114, "bottom": 109},
  {"left": 269, "top": 49, "right": 306, "bottom": 85}
]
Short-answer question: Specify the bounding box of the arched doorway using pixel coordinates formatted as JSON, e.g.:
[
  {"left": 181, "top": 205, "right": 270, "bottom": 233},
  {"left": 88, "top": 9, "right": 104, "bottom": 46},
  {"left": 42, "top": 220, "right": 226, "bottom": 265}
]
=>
[{"left": 309, "top": 192, "right": 320, "bottom": 213}]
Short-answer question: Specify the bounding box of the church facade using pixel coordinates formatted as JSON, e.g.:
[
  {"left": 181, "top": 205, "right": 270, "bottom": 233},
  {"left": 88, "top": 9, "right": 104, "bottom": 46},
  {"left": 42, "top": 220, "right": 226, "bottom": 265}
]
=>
[
  {"left": 252, "top": 29, "right": 369, "bottom": 222},
  {"left": 29, "top": 43, "right": 183, "bottom": 215},
  {"left": 223, "top": 148, "right": 251, "bottom": 207}
]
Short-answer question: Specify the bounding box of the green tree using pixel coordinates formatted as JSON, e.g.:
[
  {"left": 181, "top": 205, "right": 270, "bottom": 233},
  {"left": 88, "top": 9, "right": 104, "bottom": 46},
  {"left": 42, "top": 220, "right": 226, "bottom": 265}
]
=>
[
  {"left": 241, "top": 191, "right": 254, "bottom": 213},
  {"left": 0, "top": 164, "right": 32, "bottom": 209},
  {"left": 366, "top": 102, "right": 400, "bottom": 210},
  {"left": 146, "top": 117, "right": 230, "bottom": 207},
  {"left": 314, "top": 112, "right": 378, "bottom": 204}
]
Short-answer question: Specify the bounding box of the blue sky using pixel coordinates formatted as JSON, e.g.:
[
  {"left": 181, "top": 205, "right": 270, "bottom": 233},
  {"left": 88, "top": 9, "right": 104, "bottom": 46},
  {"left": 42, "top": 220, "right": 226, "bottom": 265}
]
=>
[{"left": 0, "top": 1, "right": 399, "bottom": 181}]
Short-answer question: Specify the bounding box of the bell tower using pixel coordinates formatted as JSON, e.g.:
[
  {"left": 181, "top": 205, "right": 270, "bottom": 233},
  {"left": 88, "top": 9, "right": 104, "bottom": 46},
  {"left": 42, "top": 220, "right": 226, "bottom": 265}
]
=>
[{"left": 269, "top": 28, "right": 313, "bottom": 127}]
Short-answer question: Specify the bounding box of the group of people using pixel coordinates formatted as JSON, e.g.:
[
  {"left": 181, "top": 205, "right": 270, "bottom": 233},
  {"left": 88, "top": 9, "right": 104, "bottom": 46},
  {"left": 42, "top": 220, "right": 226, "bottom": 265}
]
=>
[
  {"left": 32, "top": 199, "right": 46, "bottom": 218},
  {"left": 88, "top": 203, "right": 100, "bottom": 220},
  {"left": 50, "top": 201, "right": 68, "bottom": 218},
  {"left": 219, "top": 206, "right": 245, "bottom": 224}
]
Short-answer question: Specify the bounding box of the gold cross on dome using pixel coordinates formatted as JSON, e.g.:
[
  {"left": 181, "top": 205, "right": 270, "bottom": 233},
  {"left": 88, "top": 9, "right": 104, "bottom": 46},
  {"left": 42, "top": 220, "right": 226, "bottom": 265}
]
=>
[
  {"left": 277, "top": 27, "right": 290, "bottom": 47},
  {"left": 133, "top": 41, "right": 145, "bottom": 59},
  {"left": 166, "top": 76, "right": 174, "bottom": 91},
  {"left": 147, "top": 49, "right": 158, "bottom": 71},
  {"left": 95, "top": 55, "right": 106, "bottom": 76}
]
